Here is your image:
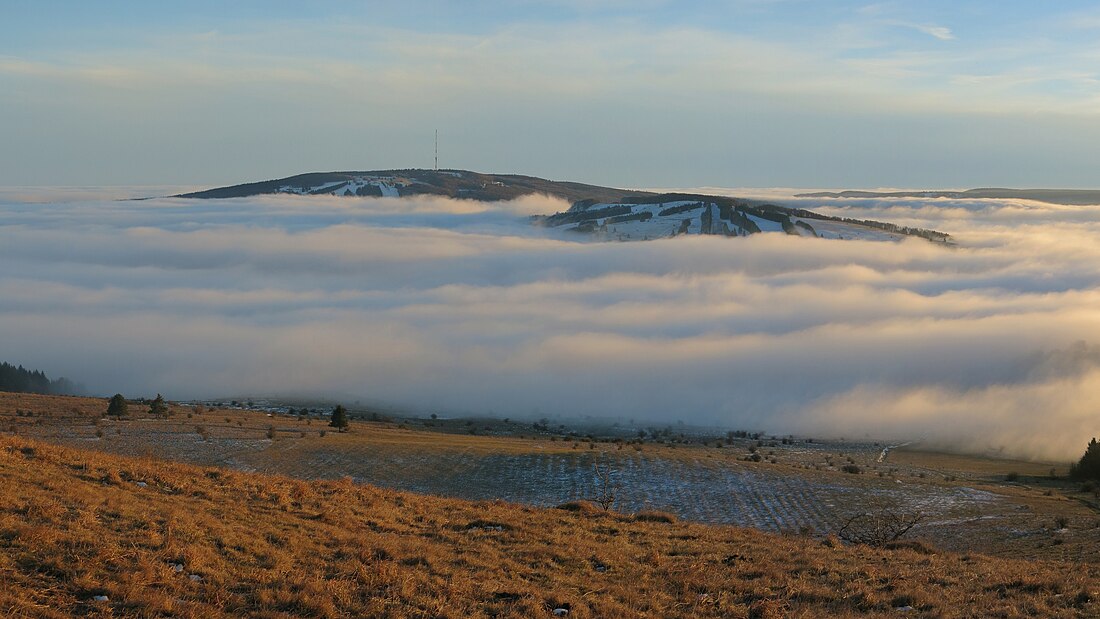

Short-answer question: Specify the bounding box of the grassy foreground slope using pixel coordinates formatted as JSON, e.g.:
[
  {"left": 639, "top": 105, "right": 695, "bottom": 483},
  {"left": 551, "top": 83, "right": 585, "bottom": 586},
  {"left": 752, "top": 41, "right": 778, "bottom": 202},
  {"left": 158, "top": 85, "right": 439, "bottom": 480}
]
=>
[{"left": 1, "top": 435, "right": 1097, "bottom": 618}]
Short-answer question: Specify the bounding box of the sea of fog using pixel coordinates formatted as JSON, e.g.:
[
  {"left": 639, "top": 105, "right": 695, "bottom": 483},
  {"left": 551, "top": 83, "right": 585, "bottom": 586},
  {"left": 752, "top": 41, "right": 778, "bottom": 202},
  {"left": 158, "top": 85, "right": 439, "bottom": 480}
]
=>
[{"left": 3, "top": 187, "right": 1100, "bottom": 461}]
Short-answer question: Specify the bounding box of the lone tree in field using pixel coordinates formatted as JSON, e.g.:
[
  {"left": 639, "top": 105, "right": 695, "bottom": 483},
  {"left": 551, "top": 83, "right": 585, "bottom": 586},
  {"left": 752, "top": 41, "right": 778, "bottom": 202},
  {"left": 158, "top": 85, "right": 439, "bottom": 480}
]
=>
[
  {"left": 329, "top": 405, "right": 349, "bottom": 431},
  {"left": 1070, "top": 438, "right": 1100, "bottom": 481},
  {"left": 106, "top": 394, "right": 128, "bottom": 417},
  {"left": 148, "top": 394, "right": 168, "bottom": 418}
]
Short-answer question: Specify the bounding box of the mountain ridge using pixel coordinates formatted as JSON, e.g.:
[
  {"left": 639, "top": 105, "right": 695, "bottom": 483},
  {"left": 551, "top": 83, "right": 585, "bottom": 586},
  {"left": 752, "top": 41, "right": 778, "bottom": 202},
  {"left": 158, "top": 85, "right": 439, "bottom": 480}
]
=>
[
  {"left": 797, "top": 188, "right": 1100, "bottom": 205},
  {"left": 176, "top": 169, "right": 649, "bottom": 204},
  {"left": 176, "top": 170, "right": 952, "bottom": 243}
]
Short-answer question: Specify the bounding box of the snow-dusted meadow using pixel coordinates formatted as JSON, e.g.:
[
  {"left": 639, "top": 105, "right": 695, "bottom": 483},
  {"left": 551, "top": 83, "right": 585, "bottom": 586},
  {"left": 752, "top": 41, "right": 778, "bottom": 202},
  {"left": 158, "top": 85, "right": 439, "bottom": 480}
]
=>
[
  {"left": 3, "top": 188, "right": 1100, "bottom": 461},
  {"left": 265, "top": 446, "right": 1002, "bottom": 536},
  {"left": 19, "top": 403, "right": 1036, "bottom": 553}
]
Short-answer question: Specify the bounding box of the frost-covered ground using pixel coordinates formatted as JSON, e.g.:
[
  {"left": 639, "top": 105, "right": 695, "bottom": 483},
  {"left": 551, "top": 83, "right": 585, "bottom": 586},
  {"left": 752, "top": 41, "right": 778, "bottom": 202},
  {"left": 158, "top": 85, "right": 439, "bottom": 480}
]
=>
[
  {"left": 13, "top": 398, "right": 1086, "bottom": 558},
  {"left": 310, "top": 450, "right": 999, "bottom": 535},
  {"left": 46, "top": 421, "right": 1007, "bottom": 538}
]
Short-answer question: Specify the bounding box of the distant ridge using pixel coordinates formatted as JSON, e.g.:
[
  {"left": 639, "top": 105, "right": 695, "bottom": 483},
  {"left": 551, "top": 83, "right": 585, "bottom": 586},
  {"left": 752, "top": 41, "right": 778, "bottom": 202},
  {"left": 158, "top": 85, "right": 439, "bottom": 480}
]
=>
[
  {"left": 176, "top": 169, "right": 649, "bottom": 204},
  {"left": 797, "top": 188, "right": 1100, "bottom": 206},
  {"left": 177, "top": 169, "right": 953, "bottom": 244}
]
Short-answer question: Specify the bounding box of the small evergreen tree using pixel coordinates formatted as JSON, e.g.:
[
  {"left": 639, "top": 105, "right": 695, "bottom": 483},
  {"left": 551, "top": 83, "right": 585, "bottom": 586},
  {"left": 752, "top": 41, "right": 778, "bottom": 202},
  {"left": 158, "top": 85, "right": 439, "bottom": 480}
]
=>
[
  {"left": 106, "top": 393, "right": 128, "bottom": 416},
  {"left": 148, "top": 394, "right": 168, "bottom": 418},
  {"left": 1070, "top": 438, "right": 1100, "bottom": 481},
  {"left": 329, "top": 404, "right": 349, "bottom": 431}
]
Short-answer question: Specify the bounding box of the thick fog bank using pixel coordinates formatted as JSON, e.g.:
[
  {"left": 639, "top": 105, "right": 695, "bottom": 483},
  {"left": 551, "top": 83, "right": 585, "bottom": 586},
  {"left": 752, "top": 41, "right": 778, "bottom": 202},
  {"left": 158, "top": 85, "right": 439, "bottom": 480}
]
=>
[{"left": 3, "top": 191, "right": 1100, "bottom": 461}]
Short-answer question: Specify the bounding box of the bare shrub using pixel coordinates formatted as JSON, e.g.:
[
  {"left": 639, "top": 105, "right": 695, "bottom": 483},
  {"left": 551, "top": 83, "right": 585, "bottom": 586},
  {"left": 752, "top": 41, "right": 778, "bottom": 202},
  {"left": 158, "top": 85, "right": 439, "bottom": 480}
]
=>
[
  {"left": 837, "top": 510, "right": 923, "bottom": 547},
  {"left": 589, "top": 461, "right": 620, "bottom": 511}
]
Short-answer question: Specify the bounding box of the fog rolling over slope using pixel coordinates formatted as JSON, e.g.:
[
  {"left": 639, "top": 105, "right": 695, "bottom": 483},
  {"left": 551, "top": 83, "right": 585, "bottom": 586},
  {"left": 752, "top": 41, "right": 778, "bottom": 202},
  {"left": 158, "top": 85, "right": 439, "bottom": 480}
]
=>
[{"left": 2, "top": 188, "right": 1100, "bottom": 461}]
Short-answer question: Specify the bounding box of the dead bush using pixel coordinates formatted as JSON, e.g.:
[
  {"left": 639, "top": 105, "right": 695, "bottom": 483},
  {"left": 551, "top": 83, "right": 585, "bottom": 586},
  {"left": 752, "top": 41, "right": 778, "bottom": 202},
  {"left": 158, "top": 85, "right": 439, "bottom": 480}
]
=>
[{"left": 837, "top": 510, "right": 923, "bottom": 547}]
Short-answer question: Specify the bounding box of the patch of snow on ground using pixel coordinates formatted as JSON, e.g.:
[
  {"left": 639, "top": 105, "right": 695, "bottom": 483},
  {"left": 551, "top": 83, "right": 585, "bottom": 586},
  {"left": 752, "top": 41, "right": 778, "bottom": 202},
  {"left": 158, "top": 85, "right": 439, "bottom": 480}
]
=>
[
  {"left": 747, "top": 214, "right": 784, "bottom": 233},
  {"left": 794, "top": 218, "right": 904, "bottom": 242},
  {"left": 306, "top": 181, "right": 347, "bottom": 194}
]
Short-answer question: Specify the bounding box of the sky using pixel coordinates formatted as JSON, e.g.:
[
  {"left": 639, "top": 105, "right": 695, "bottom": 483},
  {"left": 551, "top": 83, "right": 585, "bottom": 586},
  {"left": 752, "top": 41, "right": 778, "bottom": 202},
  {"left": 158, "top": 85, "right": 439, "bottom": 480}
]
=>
[
  {"left": 4, "top": 1, "right": 1100, "bottom": 188},
  {"left": 3, "top": 188, "right": 1100, "bottom": 461}
]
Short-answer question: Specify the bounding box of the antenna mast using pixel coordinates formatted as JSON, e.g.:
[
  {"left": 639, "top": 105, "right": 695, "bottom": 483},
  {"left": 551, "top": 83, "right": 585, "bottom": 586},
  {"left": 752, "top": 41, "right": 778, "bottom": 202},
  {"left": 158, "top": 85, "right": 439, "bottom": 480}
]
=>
[{"left": 434, "top": 129, "right": 438, "bottom": 171}]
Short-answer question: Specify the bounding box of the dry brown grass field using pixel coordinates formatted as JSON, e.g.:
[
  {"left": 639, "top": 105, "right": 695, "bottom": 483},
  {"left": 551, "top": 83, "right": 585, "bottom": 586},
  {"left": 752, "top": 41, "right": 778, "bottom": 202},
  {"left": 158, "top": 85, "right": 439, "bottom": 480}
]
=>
[
  {"left": 2, "top": 392, "right": 1100, "bottom": 617},
  {"left": 3, "top": 433, "right": 1100, "bottom": 618}
]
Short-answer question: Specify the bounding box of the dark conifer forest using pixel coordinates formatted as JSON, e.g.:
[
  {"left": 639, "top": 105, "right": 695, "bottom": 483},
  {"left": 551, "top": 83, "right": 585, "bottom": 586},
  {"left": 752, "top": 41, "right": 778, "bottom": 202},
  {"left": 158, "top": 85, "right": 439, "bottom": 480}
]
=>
[{"left": 0, "top": 362, "right": 76, "bottom": 395}]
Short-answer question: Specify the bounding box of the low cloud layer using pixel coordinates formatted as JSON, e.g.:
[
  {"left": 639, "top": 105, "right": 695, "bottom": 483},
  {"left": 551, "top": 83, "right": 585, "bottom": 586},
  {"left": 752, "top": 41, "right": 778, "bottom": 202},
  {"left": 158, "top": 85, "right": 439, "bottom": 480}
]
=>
[{"left": 3, "top": 190, "right": 1100, "bottom": 461}]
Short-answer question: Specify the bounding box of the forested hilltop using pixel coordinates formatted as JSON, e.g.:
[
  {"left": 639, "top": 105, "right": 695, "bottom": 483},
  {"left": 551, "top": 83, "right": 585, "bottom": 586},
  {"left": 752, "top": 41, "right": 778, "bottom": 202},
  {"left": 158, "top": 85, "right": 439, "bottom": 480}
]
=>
[{"left": 0, "top": 362, "right": 78, "bottom": 395}]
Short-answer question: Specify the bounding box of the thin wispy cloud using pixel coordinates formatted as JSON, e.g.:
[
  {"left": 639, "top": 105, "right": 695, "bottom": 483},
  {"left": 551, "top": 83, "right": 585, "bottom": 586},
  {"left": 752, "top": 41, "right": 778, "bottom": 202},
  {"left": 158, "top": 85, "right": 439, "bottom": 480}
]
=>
[{"left": 910, "top": 23, "right": 955, "bottom": 41}]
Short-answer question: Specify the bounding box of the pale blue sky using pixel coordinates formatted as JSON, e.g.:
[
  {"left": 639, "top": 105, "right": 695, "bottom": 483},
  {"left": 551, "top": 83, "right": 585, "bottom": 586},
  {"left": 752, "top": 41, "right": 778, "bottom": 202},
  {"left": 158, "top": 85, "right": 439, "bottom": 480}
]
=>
[{"left": 3, "top": 1, "right": 1100, "bottom": 187}]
